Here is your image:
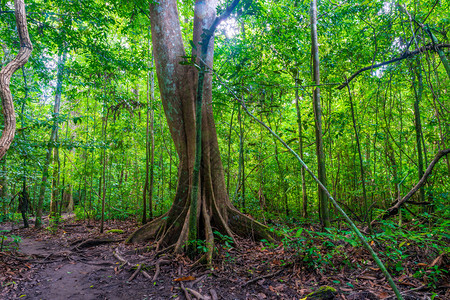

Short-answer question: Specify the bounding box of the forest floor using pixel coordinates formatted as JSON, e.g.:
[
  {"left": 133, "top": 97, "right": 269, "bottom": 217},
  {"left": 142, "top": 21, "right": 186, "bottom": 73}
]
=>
[{"left": 0, "top": 215, "right": 448, "bottom": 300}]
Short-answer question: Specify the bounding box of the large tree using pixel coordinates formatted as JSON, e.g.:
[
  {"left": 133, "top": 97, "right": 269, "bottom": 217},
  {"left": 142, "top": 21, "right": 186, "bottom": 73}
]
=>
[{"left": 127, "top": 0, "right": 273, "bottom": 262}]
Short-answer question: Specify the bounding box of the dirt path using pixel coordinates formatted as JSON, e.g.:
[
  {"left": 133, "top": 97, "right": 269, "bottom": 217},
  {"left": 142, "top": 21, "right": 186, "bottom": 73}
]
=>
[
  {"left": 2, "top": 221, "right": 180, "bottom": 299},
  {"left": 1, "top": 217, "right": 447, "bottom": 300},
  {"left": 3, "top": 219, "right": 300, "bottom": 300}
]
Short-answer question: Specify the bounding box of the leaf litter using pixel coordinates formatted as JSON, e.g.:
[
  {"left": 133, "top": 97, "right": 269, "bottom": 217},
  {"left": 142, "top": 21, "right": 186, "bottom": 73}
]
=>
[{"left": 0, "top": 215, "right": 448, "bottom": 299}]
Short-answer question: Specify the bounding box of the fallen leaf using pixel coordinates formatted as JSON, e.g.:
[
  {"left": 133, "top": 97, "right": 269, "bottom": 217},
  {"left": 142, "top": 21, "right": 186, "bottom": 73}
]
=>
[
  {"left": 416, "top": 263, "right": 428, "bottom": 267},
  {"left": 173, "top": 276, "right": 196, "bottom": 282},
  {"left": 429, "top": 254, "right": 443, "bottom": 267}
]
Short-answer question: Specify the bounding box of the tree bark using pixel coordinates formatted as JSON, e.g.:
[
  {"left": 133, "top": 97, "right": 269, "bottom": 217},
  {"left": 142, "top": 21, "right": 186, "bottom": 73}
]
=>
[
  {"left": 310, "top": 0, "right": 330, "bottom": 228},
  {"left": 127, "top": 0, "right": 273, "bottom": 263},
  {"left": 0, "top": 0, "right": 32, "bottom": 160}
]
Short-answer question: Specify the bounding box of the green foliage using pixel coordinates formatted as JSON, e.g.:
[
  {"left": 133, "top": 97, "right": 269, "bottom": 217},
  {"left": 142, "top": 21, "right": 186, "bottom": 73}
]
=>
[
  {"left": 213, "top": 230, "right": 234, "bottom": 250},
  {"left": 106, "top": 229, "right": 124, "bottom": 234},
  {"left": 0, "top": 230, "right": 22, "bottom": 252},
  {"left": 277, "top": 214, "right": 449, "bottom": 278}
]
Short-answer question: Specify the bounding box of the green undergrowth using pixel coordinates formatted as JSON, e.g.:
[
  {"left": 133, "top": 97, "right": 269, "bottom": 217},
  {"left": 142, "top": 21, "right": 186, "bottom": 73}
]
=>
[
  {"left": 0, "top": 230, "right": 22, "bottom": 252},
  {"left": 73, "top": 205, "right": 139, "bottom": 221},
  {"left": 266, "top": 212, "right": 449, "bottom": 289}
]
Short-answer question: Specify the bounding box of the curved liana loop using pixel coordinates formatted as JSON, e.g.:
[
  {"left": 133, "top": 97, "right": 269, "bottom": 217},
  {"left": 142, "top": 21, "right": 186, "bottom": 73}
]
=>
[{"left": 0, "top": 0, "right": 33, "bottom": 160}]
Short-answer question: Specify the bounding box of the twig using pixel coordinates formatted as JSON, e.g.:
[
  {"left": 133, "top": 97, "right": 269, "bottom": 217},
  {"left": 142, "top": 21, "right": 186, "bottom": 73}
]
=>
[
  {"left": 152, "top": 258, "right": 170, "bottom": 282},
  {"left": 113, "top": 249, "right": 127, "bottom": 264},
  {"left": 180, "top": 282, "right": 192, "bottom": 300},
  {"left": 210, "top": 289, "right": 218, "bottom": 300},
  {"left": 191, "top": 274, "right": 208, "bottom": 286},
  {"left": 142, "top": 270, "right": 152, "bottom": 280},
  {"left": 185, "top": 287, "right": 206, "bottom": 300},
  {"left": 128, "top": 264, "right": 142, "bottom": 282},
  {"left": 242, "top": 269, "right": 283, "bottom": 287},
  {"left": 400, "top": 285, "right": 427, "bottom": 294},
  {"left": 113, "top": 248, "right": 147, "bottom": 282}
]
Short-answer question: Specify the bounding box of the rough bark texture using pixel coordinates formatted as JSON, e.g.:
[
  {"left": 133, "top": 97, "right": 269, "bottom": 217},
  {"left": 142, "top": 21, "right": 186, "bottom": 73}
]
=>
[
  {"left": 0, "top": 0, "right": 32, "bottom": 160},
  {"left": 127, "top": 0, "right": 273, "bottom": 261}
]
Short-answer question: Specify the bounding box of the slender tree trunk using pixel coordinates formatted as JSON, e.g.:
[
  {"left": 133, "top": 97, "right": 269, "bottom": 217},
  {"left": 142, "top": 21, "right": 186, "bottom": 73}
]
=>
[
  {"left": 345, "top": 82, "right": 368, "bottom": 219},
  {"left": 143, "top": 32, "right": 155, "bottom": 223},
  {"left": 411, "top": 62, "right": 425, "bottom": 203},
  {"left": 295, "top": 76, "right": 308, "bottom": 217},
  {"left": 147, "top": 59, "right": 155, "bottom": 218},
  {"left": 310, "top": 0, "right": 330, "bottom": 227},
  {"left": 0, "top": 157, "right": 7, "bottom": 200},
  {"left": 35, "top": 47, "right": 67, "bottom": 228},
  {"left": 50, "top": 147, "right": 60, "bottom": 217},
  {"left": 100, "top": 110, "right": 108, "bottom": 233},
  {"left": 143, "top": 90, "right": 149, "bottom": 223},
  {"left": 226, "top": 108, "right": 235, "bottom": 194},
  {"left": 238, "top": 105, "right": 246, "bottom": 212}
]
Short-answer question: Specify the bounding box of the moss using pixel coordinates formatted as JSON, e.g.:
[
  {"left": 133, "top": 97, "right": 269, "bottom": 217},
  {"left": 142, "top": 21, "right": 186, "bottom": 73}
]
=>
[
  {"left": 106, "top": 229, "right": 124, "bottom": 234},
  {"left": 303, "top": 286, "right": 337, "bottom": 300}
]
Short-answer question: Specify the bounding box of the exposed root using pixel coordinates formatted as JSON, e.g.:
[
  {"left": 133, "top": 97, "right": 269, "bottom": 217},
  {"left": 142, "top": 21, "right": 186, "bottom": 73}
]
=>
[
  {"left": 227, "top": 207, "right": 277, "bottom": 242},
  {"left": 152, "top": 258, "right": 171, "bottom": 282},
  {"left": 128, "top": 264, "right": 142, "bottom": 282},
  {"left": 186, "top": 287, "right": 207, "bottom": 299},
  {"left": 127, "top": 194, "right": 276, "bottom": 267},
  {"left": 71, "top": 238, "right": 122, "bottom": 251},
  {"left": 180, "top": 282, "right": 192, "bottom": 300},
  {"left": 202, "top": 201, "right": 214, "bottom": 266},
  {"left": 241, "top": 269, "right": 284, "bottom": 287},
  {"left": 113, "top": 248, "right": 153, "bottom": 283},
  {"left": 126, "top": 214, "right": 167, "bottom": 243},
  {"left": 210, "top": 289, "right": 218, "bottom": 300}
]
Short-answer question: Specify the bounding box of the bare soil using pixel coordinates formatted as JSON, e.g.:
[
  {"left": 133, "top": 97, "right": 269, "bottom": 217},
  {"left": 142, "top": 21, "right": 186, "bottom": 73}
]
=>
[{"left": 0, "top": 216, "right": 448, "bottom": 300}]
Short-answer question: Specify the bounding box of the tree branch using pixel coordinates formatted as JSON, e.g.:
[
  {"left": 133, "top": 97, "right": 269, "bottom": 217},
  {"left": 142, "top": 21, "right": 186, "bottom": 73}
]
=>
[
  {"left": 337, "top": 43, "right": 450, "bottom": 90},
  {"left": 372, "top": 148, "right": 450, "bottom": 224}
]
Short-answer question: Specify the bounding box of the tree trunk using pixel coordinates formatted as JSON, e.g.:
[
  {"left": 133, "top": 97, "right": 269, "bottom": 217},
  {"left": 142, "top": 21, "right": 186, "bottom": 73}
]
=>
[
  {"left": 50, "top": 147, "right": 60, "bottom": 216},
  {"left": 345, "top": 81, "right": 368, "bottom": 219},
  {"left": 294, "top": 76, "right": 308, "bottom": 217},
  {"left": 0, "top": 0, "right": 32, "bottom": 160},
  {"left": 226, "top": 108, "right": 235, "bottom": 194},
  {"left": 412, "top": 62, "right": 425, "bottom": 203},
  {"left": 143, "top": 41, "right": 155, "bottom": 224},
  {"left": 310, "top": 0, "right": 330, "bottom": 228},
  {"left": 100, "top": 110, "right": 108, "bottom": 233},
  {"left": 35, "top": 47, "right": 66, "bottom": 228},
  {"left": 127, "top": 0, "right": 273, "bottom": 263},
  {"left": 0, "top": 157, "right": 8, "bottom": 200}
]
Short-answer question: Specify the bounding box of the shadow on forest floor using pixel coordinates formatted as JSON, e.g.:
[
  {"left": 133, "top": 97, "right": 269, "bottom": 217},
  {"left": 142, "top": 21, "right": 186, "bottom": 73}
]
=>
[{"left": 0, "top": 215, "right": 448, "bottom": 299}]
